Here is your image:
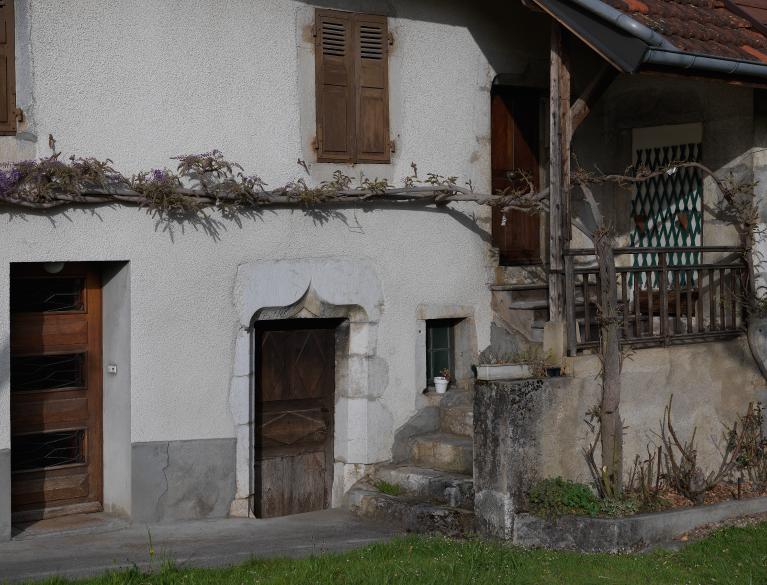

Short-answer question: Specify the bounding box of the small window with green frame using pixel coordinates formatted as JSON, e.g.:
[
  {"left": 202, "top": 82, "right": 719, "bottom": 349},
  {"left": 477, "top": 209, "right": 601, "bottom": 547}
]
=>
[{"left": 426, "top": 319, "right": 456, "bottom": 386}]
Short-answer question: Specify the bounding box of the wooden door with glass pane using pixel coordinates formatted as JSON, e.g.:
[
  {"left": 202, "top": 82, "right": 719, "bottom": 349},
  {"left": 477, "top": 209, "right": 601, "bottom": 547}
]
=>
[
  {"left": 10, "top": 263, "right": 103, "bottom": 520},
  {"left": 254, "top": 321, "right": 336, "bottom": 518}
]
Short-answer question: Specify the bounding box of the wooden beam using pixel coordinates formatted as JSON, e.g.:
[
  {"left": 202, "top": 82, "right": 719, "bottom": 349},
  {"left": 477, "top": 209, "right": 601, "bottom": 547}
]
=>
[
  {"left": 548, "top": 23, "right": 570, "bottom": 322},
  {"left": 569, "top": 63, "right": 616, "bottom": 138}
]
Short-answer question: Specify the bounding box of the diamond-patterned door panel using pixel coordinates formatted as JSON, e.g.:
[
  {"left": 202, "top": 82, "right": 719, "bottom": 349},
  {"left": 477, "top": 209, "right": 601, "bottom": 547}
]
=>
[
  {"left": 629, "top": 142, "right": 703, "bottom": 289},
  {"left": 260, "top": 410, "right": 329, "bottom": 448}
]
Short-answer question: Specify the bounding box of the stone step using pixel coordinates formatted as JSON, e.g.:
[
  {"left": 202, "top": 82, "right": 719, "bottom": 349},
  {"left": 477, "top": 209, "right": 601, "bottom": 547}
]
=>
[
  {"left": 437, "top": 389, "right": 473, "bottom": 437},
  {"left": 506, "top": 299, "right": 549, "bottom": 311},
  {"left": 347, "top": 488, "right": 475, "bottom": 537},
  {"left": 410, "top": 433, "right": 473, "bottom": 474},
  {"left": 374, "top": 464, "right": 474, "bottom": 509},
  {"left": 440, "top": 403, "right": 472, "bottom": 437},
  {"left": 438, "top": 387, "right": 473, "bottom": 407}
]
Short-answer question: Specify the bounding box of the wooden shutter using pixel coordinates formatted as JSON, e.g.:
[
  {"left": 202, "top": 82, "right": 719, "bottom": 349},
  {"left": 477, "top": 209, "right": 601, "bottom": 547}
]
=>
[
  {"left": 353, "top": 14, "right": 389, "bottom": 163},
  {"left": 0, "top": 0, "right": 14, "bottom": 135},
  {"left": 315, "top": 10, "right": 355, "bottom": 163}
]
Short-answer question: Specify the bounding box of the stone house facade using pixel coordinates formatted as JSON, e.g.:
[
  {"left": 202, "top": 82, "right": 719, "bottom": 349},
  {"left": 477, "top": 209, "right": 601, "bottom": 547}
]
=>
[{"left": 0, "top": 0, "right": 766, "bottom": 540}]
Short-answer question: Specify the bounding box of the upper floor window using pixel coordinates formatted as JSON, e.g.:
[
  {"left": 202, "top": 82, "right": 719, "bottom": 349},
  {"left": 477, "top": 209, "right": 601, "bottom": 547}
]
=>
[
  {"left": 0, "top": 0, "right": 15, "bottom": 135},
  {"left": 314, "top": 9, "right": 390, "bottom": 164}
]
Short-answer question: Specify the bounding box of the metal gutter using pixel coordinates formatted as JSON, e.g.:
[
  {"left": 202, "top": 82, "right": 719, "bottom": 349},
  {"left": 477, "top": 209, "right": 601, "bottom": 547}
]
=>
[
  {"left": 644, "top": 48, "right": 767, "bottom": 80},
  {"left": 532, "top": 0, "right": 767, "bottom": 81},
  {"left": 566, "top": 0, "right": 677, "bottom": 50}
]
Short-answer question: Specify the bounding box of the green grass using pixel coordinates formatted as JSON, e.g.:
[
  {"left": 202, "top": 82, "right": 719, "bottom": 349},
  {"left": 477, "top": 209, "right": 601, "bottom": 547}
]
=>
[
  {"left": 24, "top": 523, "right": 767, "bottom": 585},
  {"left": 373, "top": 479, "right": 403, "bottom": 496}
]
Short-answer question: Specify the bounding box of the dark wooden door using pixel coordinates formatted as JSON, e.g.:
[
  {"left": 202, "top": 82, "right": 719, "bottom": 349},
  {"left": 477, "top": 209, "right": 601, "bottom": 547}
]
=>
[
  {"left": 9, "top": 263, "right": 103, "bottom": 520},
  {"left": 254, "top": 321, "right": 336, "bottom": 518},
  {"left": 491, "top": 87, "right": 542, "bottom": 265}
]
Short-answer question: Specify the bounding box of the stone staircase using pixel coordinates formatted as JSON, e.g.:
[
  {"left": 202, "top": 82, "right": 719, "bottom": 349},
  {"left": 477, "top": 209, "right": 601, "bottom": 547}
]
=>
[
  {"left": 346, "top": 389, "right": 475, "bottom": 536},
  {"left": 491, "top": 281, "right": 591, "bottom": 348},
  {"left": 490, "top": 282, "right": 549, "bottom": 344}
]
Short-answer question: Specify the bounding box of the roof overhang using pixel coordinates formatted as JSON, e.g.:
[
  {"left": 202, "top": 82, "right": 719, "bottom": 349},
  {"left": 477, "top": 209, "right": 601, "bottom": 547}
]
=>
[
  {"left": 531, "top": 0, "right": 649, "bottom": 72},
  {"left": 531, "top": 0, "right": 767, "bottom": 84}
]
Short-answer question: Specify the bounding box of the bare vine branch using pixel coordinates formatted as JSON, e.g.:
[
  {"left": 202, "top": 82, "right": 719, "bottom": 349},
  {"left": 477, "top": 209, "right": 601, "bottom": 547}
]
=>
[{"left": 0, "top": 150, "right": 547, "bottom": 217}]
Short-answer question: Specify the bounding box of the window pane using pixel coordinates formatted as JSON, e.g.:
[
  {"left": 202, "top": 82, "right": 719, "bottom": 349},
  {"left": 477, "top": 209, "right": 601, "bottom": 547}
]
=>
[
  {"left": 11, "top": 278, "right": 85, "bottom": 313},
  {"left": 12, "top": 430, "right": 85, "bottom": 472},
  {"left": 428, "top": 325, "right": 449, "bottom": 350},
  {"left": 11, "top": 353, "right": 86, "bottom": 392},
  {"left": 430, "top": 349, "right": 451, "bottom": 377}
]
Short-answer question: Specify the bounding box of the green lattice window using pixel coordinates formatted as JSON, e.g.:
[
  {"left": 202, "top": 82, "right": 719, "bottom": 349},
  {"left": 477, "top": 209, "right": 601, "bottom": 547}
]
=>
[{"left": 629, "top": 142, "right": 703, "bottom": 289}]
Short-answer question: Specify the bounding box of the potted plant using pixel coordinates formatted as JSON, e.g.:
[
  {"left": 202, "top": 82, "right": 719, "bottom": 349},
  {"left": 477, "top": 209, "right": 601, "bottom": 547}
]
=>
[
  {"left": 434, "top": 368, "right": 450, "bottom": 394},
  {"left": 475, "top": 348, "right": 563, "bottom": 380},
  {"left": 474, "top": 349, "right": 533, "bottom": 381}
]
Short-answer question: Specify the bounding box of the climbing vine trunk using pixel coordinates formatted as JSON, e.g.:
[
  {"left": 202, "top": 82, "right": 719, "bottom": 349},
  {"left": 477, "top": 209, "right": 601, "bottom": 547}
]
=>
[{"left": 595, "top": 229, "right": 623, "bottom": 496}]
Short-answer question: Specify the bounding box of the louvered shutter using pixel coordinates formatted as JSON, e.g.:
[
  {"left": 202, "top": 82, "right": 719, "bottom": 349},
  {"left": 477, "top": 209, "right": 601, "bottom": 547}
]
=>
[
  {"left": 0, "top": 0, "right": 14, "bottom": 135},
  {"left": 353, "top": 14, "right": 390, "bottom": 163},
  {"left": 315, "top": 10, "right": 355, "bottom": 163}
]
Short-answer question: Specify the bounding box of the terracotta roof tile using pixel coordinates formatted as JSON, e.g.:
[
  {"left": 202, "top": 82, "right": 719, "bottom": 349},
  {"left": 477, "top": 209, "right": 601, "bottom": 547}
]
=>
[
  {"left": 730, "top": 0, "right": 767, "bottom": 27},
  {"left": 602, "top": 0, "right": 767, "bottom": 62}
]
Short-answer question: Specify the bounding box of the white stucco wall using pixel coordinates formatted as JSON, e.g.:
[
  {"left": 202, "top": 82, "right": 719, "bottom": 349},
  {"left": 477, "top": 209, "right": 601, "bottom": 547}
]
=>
[{"left": 0, "top": 0, "right": 549, "bottom": 463}]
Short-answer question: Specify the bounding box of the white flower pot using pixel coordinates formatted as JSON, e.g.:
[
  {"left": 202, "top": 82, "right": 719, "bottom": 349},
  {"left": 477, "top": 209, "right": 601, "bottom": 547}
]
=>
[
  {"left": 476, "top": 363, "right": 533, "bottom": 381},
  {"left": 434, "top": 377, "right": 449, "bottom": 394}
]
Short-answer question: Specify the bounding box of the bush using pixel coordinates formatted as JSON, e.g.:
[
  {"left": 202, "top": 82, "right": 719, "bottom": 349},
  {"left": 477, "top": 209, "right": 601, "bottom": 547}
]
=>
[{"left": 527, "top": 477, "right": 601, "bottom": 518}]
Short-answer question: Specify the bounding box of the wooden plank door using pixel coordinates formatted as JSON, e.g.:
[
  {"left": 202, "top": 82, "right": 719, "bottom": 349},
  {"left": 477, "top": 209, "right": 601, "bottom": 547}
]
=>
[
  {"left": 9, "top": 263, "right": 103, "bottom": 520},
  {"left": 491, "top": 87, "right": 542, "bottom": 265},
  {"left": 254, "top": 321, "right": 336, "bottom": 518}
]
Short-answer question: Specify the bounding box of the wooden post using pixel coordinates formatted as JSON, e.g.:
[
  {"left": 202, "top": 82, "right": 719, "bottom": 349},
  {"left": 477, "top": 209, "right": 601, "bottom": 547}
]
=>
[
  {"left": 595, "top": 230, "right": 623, "bottom": 496},
  {"left": 548, "top": 23, "right": 570, "bottom": 322},
  {"left": 565, "top": 254, "right": 577, "bottom": 356}
]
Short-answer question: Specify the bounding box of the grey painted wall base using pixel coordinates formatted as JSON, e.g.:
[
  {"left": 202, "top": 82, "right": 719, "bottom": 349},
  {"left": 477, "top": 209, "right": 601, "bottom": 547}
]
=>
[
  {"left": 132, "top": 438, "right": 236, "bottom": 523},
  {"left": 0, "top": 449, "right": 10, "bottom": 541},
  {"left": 514, "top": 496, "right": 767, "bottom": 552}
]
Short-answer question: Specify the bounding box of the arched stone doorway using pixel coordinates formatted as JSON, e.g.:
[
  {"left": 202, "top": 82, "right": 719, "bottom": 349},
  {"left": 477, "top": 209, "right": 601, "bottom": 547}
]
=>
[{"left": 228, "top": 259, "right": 387, "bottom": 517}]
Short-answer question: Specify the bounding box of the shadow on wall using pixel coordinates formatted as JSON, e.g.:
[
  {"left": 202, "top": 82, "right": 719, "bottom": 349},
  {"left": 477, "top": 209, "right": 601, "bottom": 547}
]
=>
[
  {"left": 0, "top": 337, "right": 7, "bottom": 448},
  {"left": 302, "top": 0, "right": 551, "bottom": 82},
  {"left": 2, "top": 200, "right": 491, "bottom": 244}
]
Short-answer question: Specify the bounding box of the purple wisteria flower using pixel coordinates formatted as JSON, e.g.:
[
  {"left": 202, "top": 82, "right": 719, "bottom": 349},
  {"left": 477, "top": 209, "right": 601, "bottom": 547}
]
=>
[
  {"left": 0, "top": 167, "right": 21, "bottom": 196},
  {"left": 150, "top": 169, "right": 167, "bottom": 182}
]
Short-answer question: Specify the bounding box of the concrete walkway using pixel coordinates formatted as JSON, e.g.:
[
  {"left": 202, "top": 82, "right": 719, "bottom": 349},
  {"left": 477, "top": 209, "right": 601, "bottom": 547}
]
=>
[{"left": 0, "top": 510, "right": 400, "bottom": 583}]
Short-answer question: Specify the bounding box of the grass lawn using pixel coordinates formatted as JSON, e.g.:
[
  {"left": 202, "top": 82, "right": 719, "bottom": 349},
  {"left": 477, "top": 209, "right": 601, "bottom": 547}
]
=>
[{"left": 28, "top": 522, "right": 767, "bottom": 585}]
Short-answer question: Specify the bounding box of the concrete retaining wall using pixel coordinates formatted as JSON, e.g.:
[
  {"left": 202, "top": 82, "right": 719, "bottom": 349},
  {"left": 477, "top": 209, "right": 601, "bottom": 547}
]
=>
[
  {"left": 514, "top": 497, "right": 767, "bottom": 552},
  {"left": 474, "top": 340, "right": 767, "bottom": 545}
]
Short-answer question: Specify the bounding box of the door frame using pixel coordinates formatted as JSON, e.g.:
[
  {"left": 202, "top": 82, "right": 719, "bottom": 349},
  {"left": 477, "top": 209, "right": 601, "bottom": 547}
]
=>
[{"left": 229, "top": 262, "right": 385, "bottom": 519}]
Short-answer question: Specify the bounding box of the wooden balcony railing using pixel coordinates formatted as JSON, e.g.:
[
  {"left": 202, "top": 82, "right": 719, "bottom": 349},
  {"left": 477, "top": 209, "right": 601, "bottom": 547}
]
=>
[{"left": 564, "top": 246, "right": 749, "bottom": 355}]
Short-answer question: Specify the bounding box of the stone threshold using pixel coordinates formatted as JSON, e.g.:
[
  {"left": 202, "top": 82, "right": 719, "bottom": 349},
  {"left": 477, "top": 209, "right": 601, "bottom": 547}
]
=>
[{"left": 513, "top": 495, "right": 767, "bottom": 552}]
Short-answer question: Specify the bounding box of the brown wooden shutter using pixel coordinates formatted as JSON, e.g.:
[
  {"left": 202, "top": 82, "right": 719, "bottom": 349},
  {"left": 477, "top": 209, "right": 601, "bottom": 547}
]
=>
[
  {"left": 353, "top": 14, "right": 390, "bottom": 163},
  {"left": 315, "top": 10, "right": 355, "bottom": 163},
  {"left": 0, "top": 0, "right": 14, "bottom": 135}
]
